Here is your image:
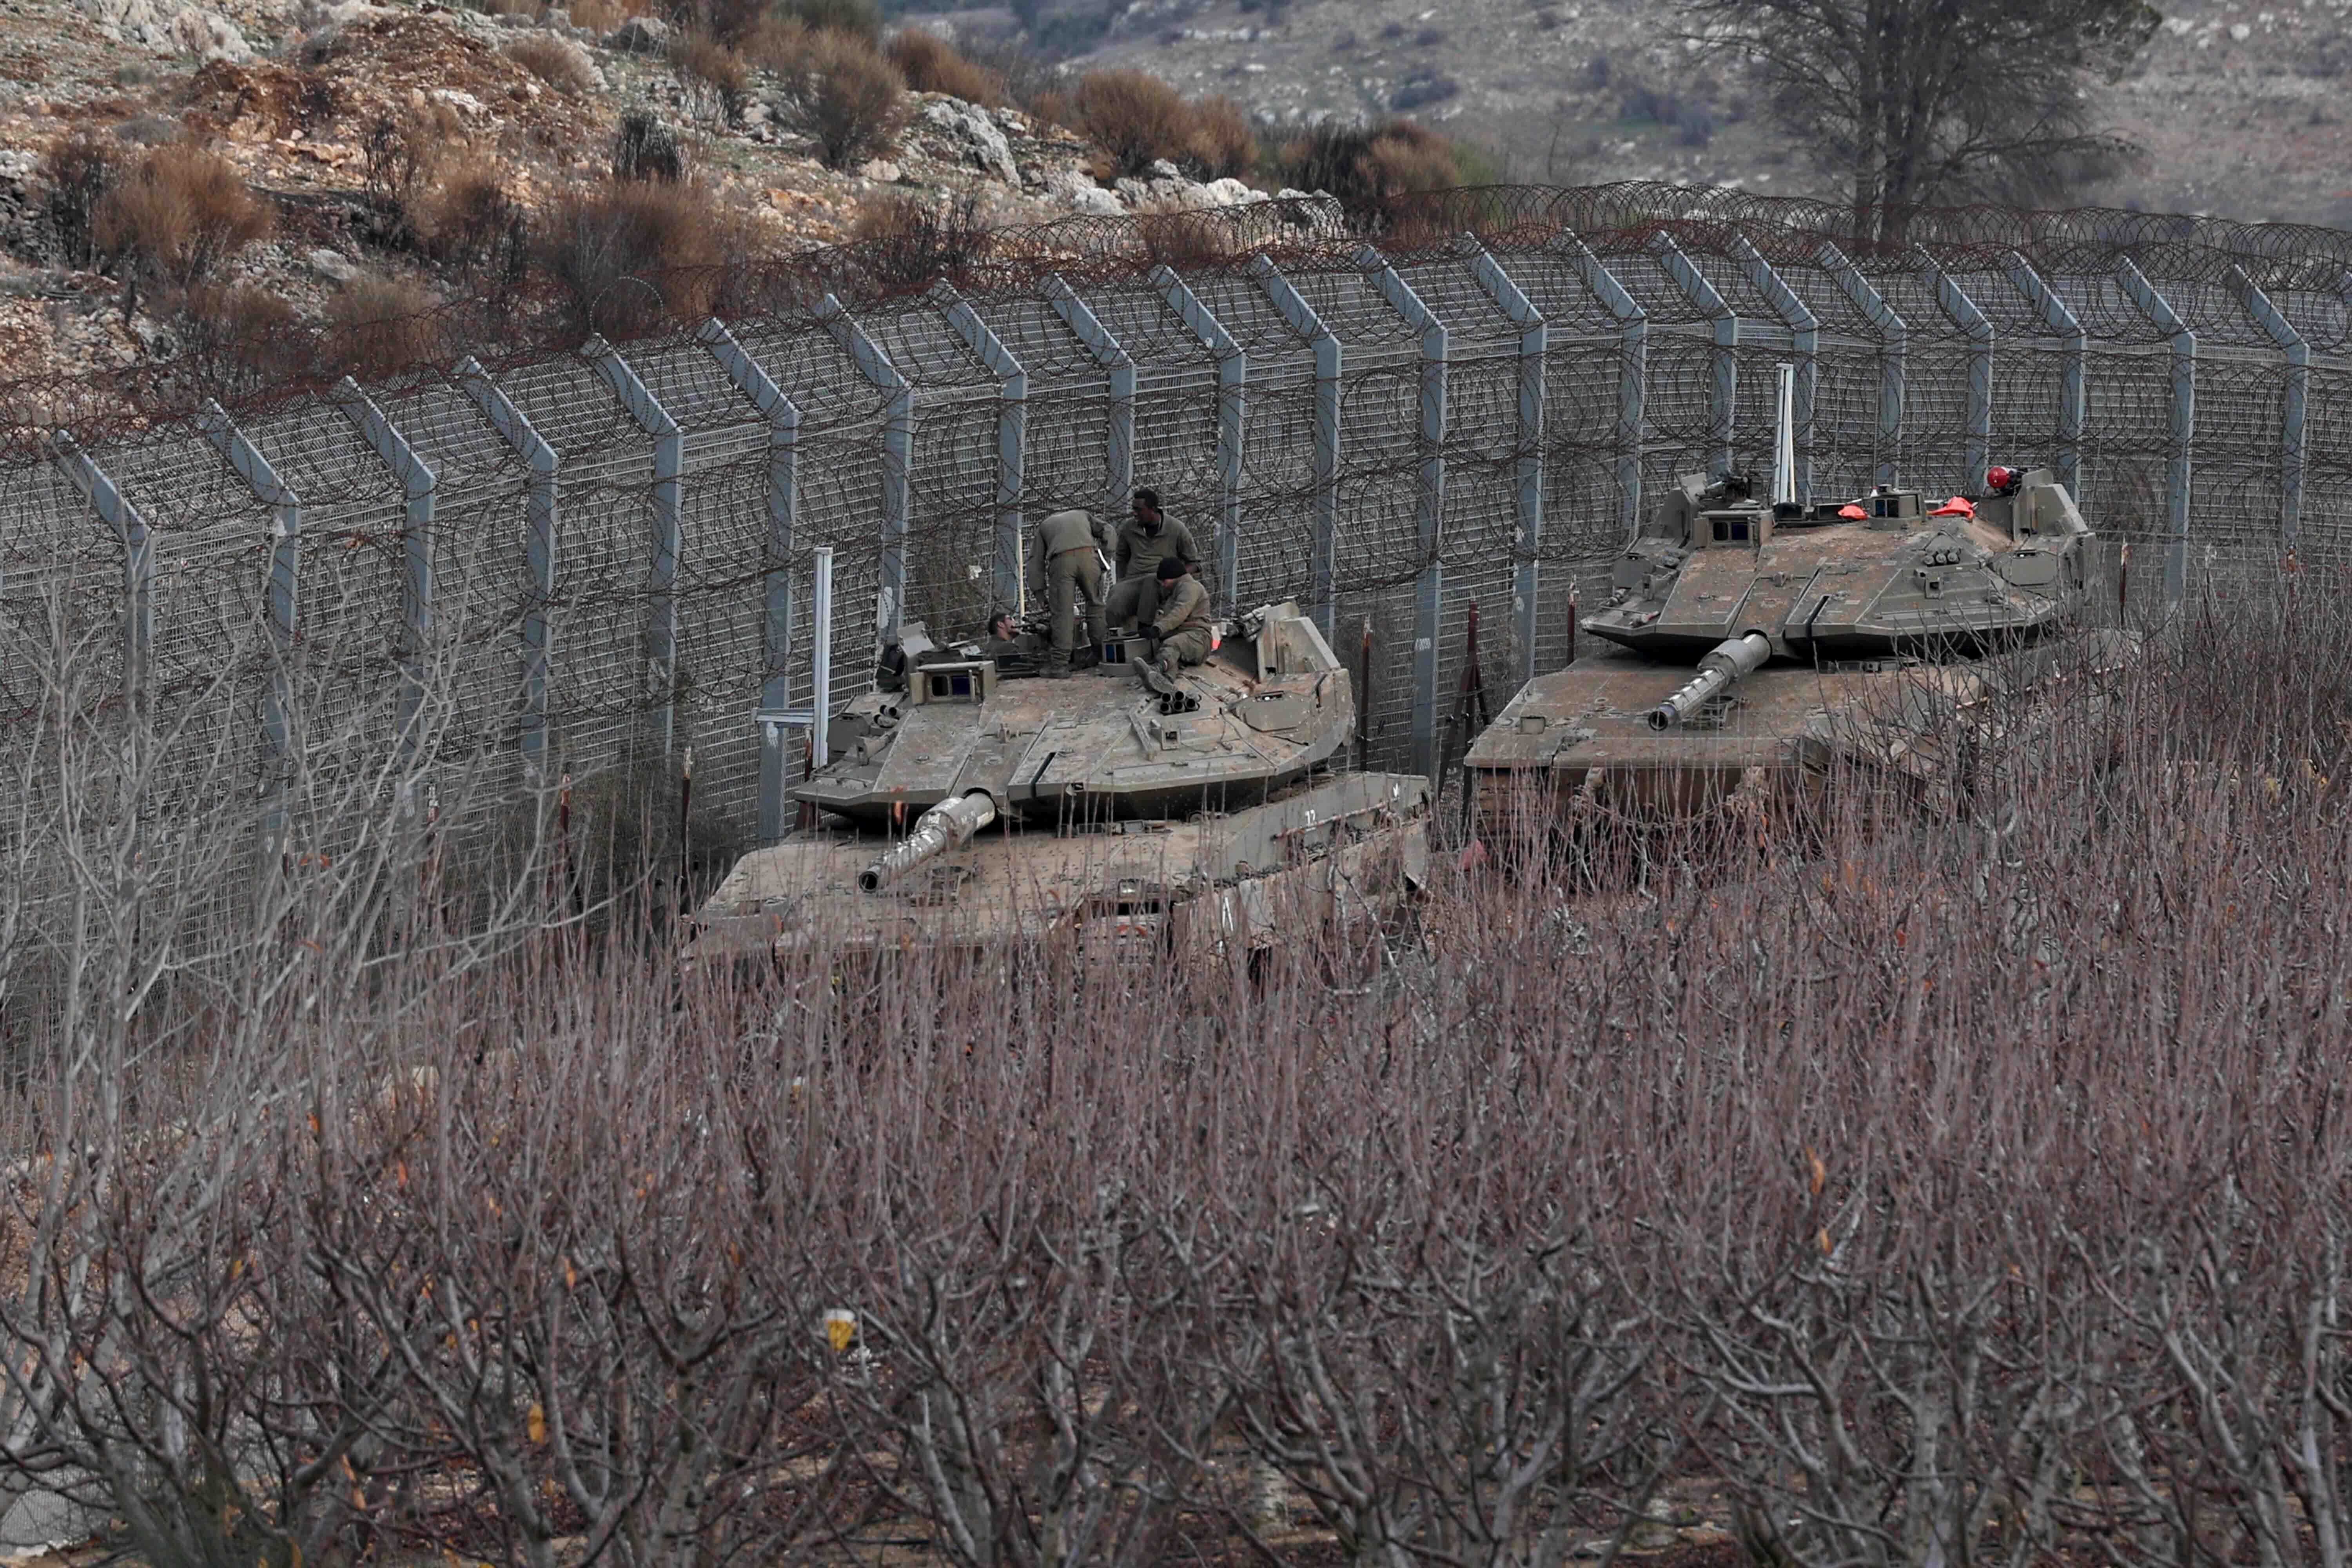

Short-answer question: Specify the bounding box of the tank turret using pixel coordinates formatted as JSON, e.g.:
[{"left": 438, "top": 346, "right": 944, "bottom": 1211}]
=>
[
  {"left": 688, "top": 600, "right": 1432, "bottom": 958},
  {"left": 1464, "top": 365, "right": 2136, "bottom": 849}
]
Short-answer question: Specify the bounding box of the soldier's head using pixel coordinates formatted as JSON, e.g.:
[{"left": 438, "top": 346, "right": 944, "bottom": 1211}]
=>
[
  {"left": 1156, "top": 556, "right": 1186, "bottom": 584},
  {"left": 988, "top": 611, "right": 1016, "bottom": 641},
  {"left": 1131, "top": 488, "right": 1163, "bottom": 529}
]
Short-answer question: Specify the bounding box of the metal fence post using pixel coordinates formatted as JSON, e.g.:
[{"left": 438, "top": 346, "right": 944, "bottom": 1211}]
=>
[
  {"left": 817, "top": 294, "right": 913, "bottom": 645},
  {"left": 1360, "top": 246, "right": 1449, "bottom": 781},
  {"left": 1465, "top": 237, "right": 1547, "bottom": 684},
  {"left": 2001, "top": 252, "right": 2087, "bottom": 499},
  {"left": 334, "top": 377, "right": 436, "bottom": 756},
  {"left": 1914, "top": 248, "right": 1995, "bottom": 488},
  {"left": 699, "top": 318, "right": 804, "bottom": 844},
  {"left": 51, "top": 434, "right": 154, "bottom": 715},
  {"left": 1732, "top": 237, "right": 1820, "bottom": 504},
  {"left": 2227, "top": 264, "right": 2308, "bottom": 554},
  {"left": 1817, "top": 243, "right": 1907, "bottom": 485},
  {"left": 583, "top": 337, "right": 685, "bottom": 758},
  {"left": 199, "top": 399, "right": 303, "bottom": 856},
  {"left": 934, "top": 282, "right": 1030, "bottom": 617},
  {"left": 1552, "top": 233, "right": 1648, "bottom": 537},
  {"left": 1045, "top": 275, "right": 1136, "bottom": 522},
  {"left": 2118, "top": 258, "right": 2196, "bottom": 613},
  {"left": 459, "top": 356, "right": 559, "bottom": 779},
  {"left": 1653, "top": 232, "right": 1737, "bottom": 478},
  {"left": 1250, "top": 257, "right": 1343, "bottom": 637},
  {"left": 1151, "top": 265, "right": 1247, "bottom": 615}
]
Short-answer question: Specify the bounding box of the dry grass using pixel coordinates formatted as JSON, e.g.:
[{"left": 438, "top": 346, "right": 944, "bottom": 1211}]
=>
[
  {"left": 883, "top": 26, "right": 1006, "bottom": 106},
  {"left": 93, "top": 142, "right": 271, "bottom": 301},
  {"left": 610, "top": 107, "right": 685, "bottom": 182},
  {"left": 759, "top": 25, "right": 906, "bottom": 171},
  {"left": 416, "top": 162, "right": 527, "bottom": 288},
  {"left": 500, "top": 30, "right": 598, "bottom": 95},
  {"left": 534, "top": 177, "right": 744, "bottom": 336},
  {"left": 321, "top": 274, "right": 442, "bottom": 382}
]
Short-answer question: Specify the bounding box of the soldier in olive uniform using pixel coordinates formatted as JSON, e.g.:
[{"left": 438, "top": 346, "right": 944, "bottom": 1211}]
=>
[
  {"left": 1030, "top": 507, "right": 1107, "bottom": 677},
  {"left": 1134, "top": 557, "right": 1214, "bottom": 682},
  {"left": 1105, "top": 488, "right": 1202, "bottom": 633}
]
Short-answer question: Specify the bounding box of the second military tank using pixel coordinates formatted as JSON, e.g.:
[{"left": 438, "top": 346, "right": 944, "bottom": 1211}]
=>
[
  {"left": 688, "top": 599, "right": 1430, "bottom": 959},
  {"left": 1465, "top": 431, "right": 2136, "bottom": 857}
]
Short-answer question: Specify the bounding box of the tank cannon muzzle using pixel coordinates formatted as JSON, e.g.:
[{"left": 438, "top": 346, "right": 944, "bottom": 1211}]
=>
[
  {"left": 1647, "top": 632, "right": 1772, "bottom": 731},
  {"left": 858, "top": 791, "right": 998, "bottom": 892}
]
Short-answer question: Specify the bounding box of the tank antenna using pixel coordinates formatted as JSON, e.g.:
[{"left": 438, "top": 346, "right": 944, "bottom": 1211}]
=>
[{"left": 1771, "top": 362, "right": 1797, "bottom": 509}]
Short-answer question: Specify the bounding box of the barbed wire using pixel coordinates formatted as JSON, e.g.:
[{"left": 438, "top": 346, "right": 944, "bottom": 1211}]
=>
[{"left": 1, "top": 179, "right": 2340, "bottom": 901}]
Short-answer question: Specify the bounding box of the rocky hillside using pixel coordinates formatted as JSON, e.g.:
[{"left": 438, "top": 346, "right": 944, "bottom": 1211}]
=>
[
  {"left": 0, "top": 0, "right": 1304, "bottom": 387},
  {"left": 1065, "top": 0, "right": 2352, "bottom": 225}
]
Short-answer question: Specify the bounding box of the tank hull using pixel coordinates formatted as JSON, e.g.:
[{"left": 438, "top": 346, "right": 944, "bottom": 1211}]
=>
[
  {"left": 1465, "top": 632, "right": 2138, "bottom": 849},
  {"left": 687, "top": 771, "right": 1431, "bottom": 961}
]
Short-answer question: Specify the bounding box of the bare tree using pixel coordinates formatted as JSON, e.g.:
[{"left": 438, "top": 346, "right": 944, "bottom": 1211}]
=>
[{"left": 1676, "top": 0, "right": 2159, "bottom": 237}]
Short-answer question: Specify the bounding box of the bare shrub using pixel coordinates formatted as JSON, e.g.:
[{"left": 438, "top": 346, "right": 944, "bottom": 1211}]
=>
[
  {"left": 174, "top": 280, "right": 309, "bottom": 392},
  {"left": 501, "top": 29, "right": 598, "bottom": 94},
  {"left": 321, "top": 273, "right": 442, "bottom": 381},
  {"left": 1274, "top": 116, "right": 1467, "bottom": 222},
  {"left": 566, "top": 0, "right": 624, "bottom": 31},
  {"left": 610, "top": 106, "right": 686, "bottom": 181},
  {"left": 534, "top": 177, "right": 741, "bottom": 338},
  {"left": 773, "top": 0, "right": 878, "bottom": 42},
  {"left": 1040, "top": 66, "right": 1193, "bottom": 176},
  {"left": 761, "top": 26, "right": 906, "bottom": 172},
  {"left": 356, "top": 106, "right": 458, "bottom": 214},
  {"left": 671, "top": 29, "right": 750, "bottom": 126},
  {"left": 849, "top": 189, "right": 992, "bottom": 287},
  {"left": 39, "top": 129, "right": 116, "bottom": 269},
  {"left": 884, "top": 26, "right": 1007, "bottom": 105},
  {"left": 416, "top": 162, "right": 529, "bottom": 290},
  {"left": 1183, "top": 92, "right": 1256, "bottom": 178},
  {"left": 93, "top": 142, "right": 272, "bottom": 313}
]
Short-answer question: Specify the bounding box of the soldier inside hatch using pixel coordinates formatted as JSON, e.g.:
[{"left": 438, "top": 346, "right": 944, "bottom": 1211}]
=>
[
  {"left": 1029, "top": 506, "right": 1108, "bottom": 677},
  {"left": 1134, "top": 557, "right": 1213, "bottom": 682},
  {"left": 1105, "top": 488, "right": 1202, "bottom": 634}
]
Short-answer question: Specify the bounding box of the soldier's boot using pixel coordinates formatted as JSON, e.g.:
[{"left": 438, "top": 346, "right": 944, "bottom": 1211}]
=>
[
  {"left": 1136, "top": 659, "right": 1178, "bottom": 697},
  {"left": 1072, "top": 644, "right": 1102, "bottom": 671}
]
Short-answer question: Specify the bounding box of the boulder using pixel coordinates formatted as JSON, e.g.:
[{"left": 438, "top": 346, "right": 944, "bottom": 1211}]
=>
[
  {"left": 82, "top": 0, "right": 252, "bottom": 60},
  {"left": 920, "top": 98, "right": 1020, "bottom": 185},
  {"left": 1200, "top": 176, "right": 1261, "bottom": 207},
  {"left": 306, "top": 248, "right": 359, "bottom": 284},
  {"left": 604, "top": 13, "right": 668, "bottom": 52}
]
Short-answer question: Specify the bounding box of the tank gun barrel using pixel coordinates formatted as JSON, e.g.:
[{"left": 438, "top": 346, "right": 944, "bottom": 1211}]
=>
[
  {"left": 1647, "top": 632, "right": 1772, "bottom": 731},
  {"left": 859, "top": 791, "right": 998, "bottom": 892}
]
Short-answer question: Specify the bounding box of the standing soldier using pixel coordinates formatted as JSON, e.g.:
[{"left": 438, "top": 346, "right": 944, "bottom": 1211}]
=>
[
  {"left": 1031, "top": 507, "right": 1107, "bottom": 678},
  {"left": 1135, "top": 557, "right": 1214, "bottom": 686},
  {"left": 1105, "top": 488, "right": 1202, "bottom": 634}
]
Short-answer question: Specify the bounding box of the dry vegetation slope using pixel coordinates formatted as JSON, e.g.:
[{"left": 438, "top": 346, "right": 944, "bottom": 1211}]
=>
[{"left": 1088, "top": 0, "right": 2352, "bottom": 221}]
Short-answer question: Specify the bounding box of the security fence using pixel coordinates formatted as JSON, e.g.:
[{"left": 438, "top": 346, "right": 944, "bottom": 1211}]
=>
[{"left": 2, "top": 182, "right": 2343, "bottom": 894}]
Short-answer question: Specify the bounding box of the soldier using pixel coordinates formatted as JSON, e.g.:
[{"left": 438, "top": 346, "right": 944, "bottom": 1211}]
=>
[
  {"left": 1105, "top": 488, "right": 1202, "bottom": 634},
  {"left": 981, "top": 611, "right": 1028, "bottom": 661},
  {"left": 1030, "top": 507, "right": 1107, "bottom": 678},
  {"left": 1134, "top": 557, "right": 1213, "bottom": 683}
]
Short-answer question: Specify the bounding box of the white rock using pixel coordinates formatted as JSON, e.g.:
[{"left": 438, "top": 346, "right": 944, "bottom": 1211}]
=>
[
  {"left": 1145, "top": 157, "right": 1181, "bottom": 180},
  {"left": 1200, "top": 176, "right": 1259, "bottom": 207},
  {"left": 82, "top": 0, "right": 252, "bottom": 59},
  {"left": 306, "top": 248, "right": 359, "bottom": 283},
  {"left": 604, "top": 13, "right": 668, "bottom": 51},
  {"left": 1066, "top": 184, "right": 1123, "bottom": 217},
  {"left": 2229, "top": 20, "right": 2252, "bottom": 37},
  {"left": 429, "top": 88, "right": 487, "bottom": 115},
  {"left": 920, "top": 98, "right": 1021, "bottom": 184},
  {"left": 860, "top": 157, "right": 902, "bottom": 182}
]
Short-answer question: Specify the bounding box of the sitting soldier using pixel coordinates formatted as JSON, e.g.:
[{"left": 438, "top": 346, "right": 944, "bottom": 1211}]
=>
[{"left": 1133, "top": 557, "right": 1213, "bottom": 687}]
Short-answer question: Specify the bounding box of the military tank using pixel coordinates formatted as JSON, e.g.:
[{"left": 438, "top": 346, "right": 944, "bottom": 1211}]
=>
[
  {"left": 688, "top": 600, "right": 1431, "bottom": 959},
  {"left": 1465, "top": 380, "right": 2134, "bottom": 853}
]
